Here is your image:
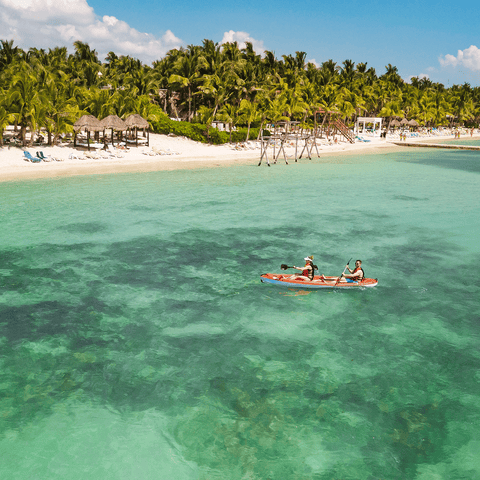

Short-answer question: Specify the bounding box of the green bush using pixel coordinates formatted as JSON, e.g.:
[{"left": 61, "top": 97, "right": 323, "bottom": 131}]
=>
[
  {"left": 150, "top": 110, "right": 172, "bottom": 135},
  {"left": 149, "top": 111, "right": 265, "bottom": 145},
  {"left": 231, "top": 127, "right": 264, "bottom": 143},
  {"left": 170, "top": 122, "right": 206, "bottom": 142},
  {"left": 150, "top": 112, "right": 208, "bottom": 143},
  {"left": 207, "top": 128, "right": 229, "bottom": 144}
]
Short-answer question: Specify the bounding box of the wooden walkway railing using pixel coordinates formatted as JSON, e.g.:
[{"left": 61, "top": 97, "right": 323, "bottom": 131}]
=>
[{"left": 332, "top": 119, "right": 355, "bottom": 144}]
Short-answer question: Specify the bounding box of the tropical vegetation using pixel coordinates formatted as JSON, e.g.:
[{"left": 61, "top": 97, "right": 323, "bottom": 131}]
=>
[{"left": 1, "top": 38, "right": 479, "bottom": 146}]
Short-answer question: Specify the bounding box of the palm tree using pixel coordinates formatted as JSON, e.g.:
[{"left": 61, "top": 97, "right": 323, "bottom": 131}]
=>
[
  {"left": 339, "top": 59, "right": 356, "bottom": 90},
  {"left": 197, "top": 72, "right": 233, "bottom": 122},
  {"left": 0, "top": 40, "right": 23, "bottom": 72},
  {"left": 81, "top": 87, "right": 113, "bottom": 118},
  {"left": 317, "top": 84, "right": 342, "bottom": 114},
  {"left": 217, "top": 103, "right": 238, "bottom": 142},
  {"left": 381, "top": 64, "right": 403, "bottom": 88},
  {"left": 0, "top": 94, "right": 15, "bottom": 145},
  {"left": 261, "top": 51, "right": 279, "bottom": 77},
  {"left": 279, "top": 51, "right": 307, "bottom": 91},
  {"left": 471, "top": 87, "right": 480, "bottom": 125},
  {"left": 337, "top": 87, "right": 365, "bottom": 124},
  {"left": 69, "top": 41, "right": 102, "bottom": 87},
  {"left": 319, "top": 59, "right": 339, "bottom": 87},
  {"left": 416, "top": 91, "right": 438, "bottom": 126},
  {"left": 199, "top": 40, "right": 222, "bottom": 83},
  {"left": 168, "top": 45, "right": 206, "bottom": 121},
  {"left": 260, "top": 93, "right": 289, "bottom": 128},
  {"left": 280, "top": 84, "right": 309, "bottom": 121},
  {"left": 130, "top": 94, "right": 160, "bottom": 124},
  {"left": 196, "top": 105, "right": 215, "bottom": 127},
  {"left": 238, "top": 99, "right": 260, "bottom": 141},
  {"left": 7, "top": 61, "right": 46, "bottom": 145},
  {"left": 449, "top": 83, "right": 475, "bottom": 125}
]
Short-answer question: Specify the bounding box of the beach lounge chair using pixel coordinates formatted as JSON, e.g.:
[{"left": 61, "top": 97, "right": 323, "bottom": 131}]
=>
[
  {"left": 355, "top": 136, "right": 371, "bottom": 143},
  {"left": 152, "top": 146, "right": 167, "bottom": 155},
  {"left": 41, "top": 151, "right": 63, "bottom": 162},
  {"left": 107, "top": 144, "right": 124, "bottom": 158},
  {"left": 142, "top": 148, "right": 158, "bottom": 156},
  {"left": 24, "top": 151, "right": 41, "bottom": 163},
  {"left": 36, "top": 151, "right": 53, "bottom": 162},
  {"left": 164, "top": 148, "right": 179, "bottom": 155},
  {"left": 69, "top": 152, "right": 82, "bottom": 160}
]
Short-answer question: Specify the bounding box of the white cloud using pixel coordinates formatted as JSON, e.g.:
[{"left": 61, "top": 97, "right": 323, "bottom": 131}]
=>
[
  {"left": 439, "top": 45, "right": 480, "bottom": 71},
  {"left": 307, "top": 58, "right": 320, "bottom": 68},
  {"left": 0, "top": 0, "right": 182, "bottom": 64},
  {"left": 220, "top": 30, "right": 265, "bottom": 55},
  {"left": 405, "top": 73, "right": 430, "bottom": 83},
  {"left": 0, "top": 1, "right": 269, "bottom": 64},
  {"left": 2, "top": 0, "right": 94, "bottom": 26}
]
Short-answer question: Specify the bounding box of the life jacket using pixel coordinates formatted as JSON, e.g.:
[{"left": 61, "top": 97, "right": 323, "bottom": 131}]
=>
[
  {"left": 352, "top": 266, "right": 365, "bottom": 281},
  {"left": 303, "top": 263, "right": 314, "bottom": 280}
]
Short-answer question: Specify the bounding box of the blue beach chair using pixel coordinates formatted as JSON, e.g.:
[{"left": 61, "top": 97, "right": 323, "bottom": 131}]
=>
[{"left": 23, "top": 151, "right": 42, "bottom": 162}]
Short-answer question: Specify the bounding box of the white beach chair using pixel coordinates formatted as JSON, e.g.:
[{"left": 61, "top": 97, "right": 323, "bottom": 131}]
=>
[
  {"left": 107, "top": 144, "right": 124, "bottom": 158},
  {"left": 152, "top": 146, "right": 168, "bottom": 155},
  {"left": 142, "top": 148, "right": 157, "bottom": 156}
]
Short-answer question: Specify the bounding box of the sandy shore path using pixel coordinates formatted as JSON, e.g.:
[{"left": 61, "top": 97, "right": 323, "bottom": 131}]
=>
[{"left": 1, "top": 132, "right": 476, "bottom": 182}]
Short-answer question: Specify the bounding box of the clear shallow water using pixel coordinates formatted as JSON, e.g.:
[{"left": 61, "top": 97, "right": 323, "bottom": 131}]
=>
[
  {"left": 0, "top": 149, "right": 479, "bottom": 479},
  {"left": 441, "top": 137, "right": 480, "bottom": 147}
]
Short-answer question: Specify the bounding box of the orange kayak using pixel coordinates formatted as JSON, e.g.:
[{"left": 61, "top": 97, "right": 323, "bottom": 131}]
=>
[{"left": 260, "top": 273, "right": 378, "bottom": 289}]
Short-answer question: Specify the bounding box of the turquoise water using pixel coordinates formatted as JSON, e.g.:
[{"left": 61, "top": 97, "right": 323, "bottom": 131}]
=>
[
  {"left": 1, "top": 148, "right": 479, "bottom": 479},
  {"left": 442, "top": 137, "right": 480, "bottom": 147}
]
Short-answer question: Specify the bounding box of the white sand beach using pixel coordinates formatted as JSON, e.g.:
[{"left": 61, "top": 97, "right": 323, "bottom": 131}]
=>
[{"left": 1, "top": 130, "right": 478, "bottom": 182}]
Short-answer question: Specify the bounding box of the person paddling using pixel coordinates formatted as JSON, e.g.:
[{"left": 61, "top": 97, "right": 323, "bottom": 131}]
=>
[
  {"left": 340, "top": 259, "right": 364, "bottom": 283},
  {"left": 288, "top": 256, "right": 316, "bottom": 281}
]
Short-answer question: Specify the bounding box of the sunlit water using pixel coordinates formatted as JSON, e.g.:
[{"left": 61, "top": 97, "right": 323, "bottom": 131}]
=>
[
  {"left": 441, "top": 137, "right": 480, "bottom": 147},
  {"left": 1, "top": 148, "right": 479, "bottom": 479}
]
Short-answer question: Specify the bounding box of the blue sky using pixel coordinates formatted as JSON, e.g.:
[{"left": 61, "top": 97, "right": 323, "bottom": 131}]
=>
[{"left": 1, "top": 0, "right": 479, "bottom": 86}]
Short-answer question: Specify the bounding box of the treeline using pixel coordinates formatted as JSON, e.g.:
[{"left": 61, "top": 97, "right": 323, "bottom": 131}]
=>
[{"left": 1, "top": 38, "right": 479, "bottom": 146}]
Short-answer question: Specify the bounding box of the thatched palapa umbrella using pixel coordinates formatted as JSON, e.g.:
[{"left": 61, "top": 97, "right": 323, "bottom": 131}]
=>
[
  {"left": 124, "top": 114, "right": 150, "bottom": 147},
  {"left": 408, "top": 119, "right": 419, "bottom": 128},
  {"left": 389, "top": 119, "right": 401, "bottom": 128},
  {"left": 73, "top": 115, "right": 103, "bottom": 150},
  {"left": 100, "top": 115, "right": 127, "bottom": 146},
  {"left": 400, "top": 118, "right": 409, "bottom": 126}
]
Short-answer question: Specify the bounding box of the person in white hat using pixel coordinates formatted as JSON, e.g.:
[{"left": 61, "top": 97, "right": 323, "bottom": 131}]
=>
[{"left": 288, "top": 255, "right": 316, "bottom": 281}]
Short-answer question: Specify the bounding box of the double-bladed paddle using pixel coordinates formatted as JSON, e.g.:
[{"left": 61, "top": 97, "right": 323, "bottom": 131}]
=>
[
  {"left": 281, "top": 263, "right": 319, "bottom": 271},
  {"left": 335, "top": 258, "right": 352, "bottom": 285}
]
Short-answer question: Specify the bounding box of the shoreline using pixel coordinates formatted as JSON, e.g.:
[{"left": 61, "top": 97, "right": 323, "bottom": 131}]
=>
[{"left": 1, "top": 132, "right": 479, "bottom": 183}]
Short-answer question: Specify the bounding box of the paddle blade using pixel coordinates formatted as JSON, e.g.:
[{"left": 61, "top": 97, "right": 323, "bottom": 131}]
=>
[{"left": 281, "top": 264, "right": 289, "bottom": 270}]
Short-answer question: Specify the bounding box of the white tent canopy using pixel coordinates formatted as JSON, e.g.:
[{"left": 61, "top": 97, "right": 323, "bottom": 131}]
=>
[{"left": 355, "top": 117, "right": 383, "bottom": 135}]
